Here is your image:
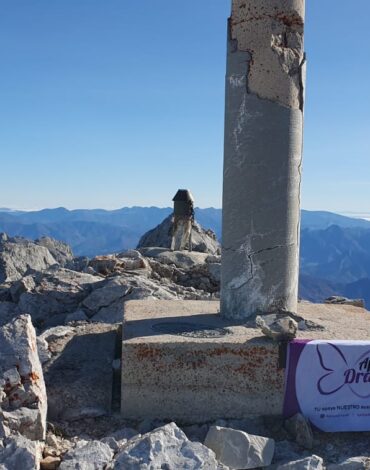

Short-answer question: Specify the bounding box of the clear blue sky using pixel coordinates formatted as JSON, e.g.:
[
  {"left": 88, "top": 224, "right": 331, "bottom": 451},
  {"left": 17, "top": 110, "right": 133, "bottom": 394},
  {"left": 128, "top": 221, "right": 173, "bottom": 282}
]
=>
[{"left": 0, "top": 1, "right": 369, "bottom": 212}]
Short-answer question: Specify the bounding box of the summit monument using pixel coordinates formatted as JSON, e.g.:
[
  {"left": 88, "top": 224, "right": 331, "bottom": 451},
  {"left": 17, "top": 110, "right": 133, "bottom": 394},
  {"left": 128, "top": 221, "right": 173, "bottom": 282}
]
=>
[{"left": 121, "top": 0, "right": 309, "bottom": 422}]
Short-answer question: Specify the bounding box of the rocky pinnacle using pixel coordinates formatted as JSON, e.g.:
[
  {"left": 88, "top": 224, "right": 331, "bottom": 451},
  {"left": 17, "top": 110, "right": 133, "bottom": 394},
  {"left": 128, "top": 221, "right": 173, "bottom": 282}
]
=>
[{"left": 221, "top": 0, "right": 306, "bottom": 319}]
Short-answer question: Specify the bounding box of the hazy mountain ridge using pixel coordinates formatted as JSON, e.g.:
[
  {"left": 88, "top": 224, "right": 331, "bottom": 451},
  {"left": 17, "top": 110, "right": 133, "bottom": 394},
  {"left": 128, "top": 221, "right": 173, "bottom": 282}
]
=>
[{"left": 1, "top": 206, "right": 370, "bottom": 304}]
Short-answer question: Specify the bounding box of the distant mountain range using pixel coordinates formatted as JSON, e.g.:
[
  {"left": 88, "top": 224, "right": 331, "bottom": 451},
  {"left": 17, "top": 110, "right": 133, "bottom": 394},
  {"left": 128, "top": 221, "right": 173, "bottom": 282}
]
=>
[{"left": 1, "top": 207, "right": 370, "bottom": 305}]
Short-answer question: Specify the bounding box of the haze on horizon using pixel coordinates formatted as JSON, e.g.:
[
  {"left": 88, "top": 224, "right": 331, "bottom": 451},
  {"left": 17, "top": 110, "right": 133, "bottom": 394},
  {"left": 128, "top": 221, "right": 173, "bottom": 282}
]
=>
[{"left": 1, "top": 0, "right": 369, "bottom": 212}]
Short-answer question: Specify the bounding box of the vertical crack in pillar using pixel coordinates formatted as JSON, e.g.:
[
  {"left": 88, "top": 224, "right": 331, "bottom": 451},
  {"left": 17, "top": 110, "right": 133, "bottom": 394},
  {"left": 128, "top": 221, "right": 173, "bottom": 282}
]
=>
[{"left": 221, "top": 0, "right": 306, "bottom": 319}]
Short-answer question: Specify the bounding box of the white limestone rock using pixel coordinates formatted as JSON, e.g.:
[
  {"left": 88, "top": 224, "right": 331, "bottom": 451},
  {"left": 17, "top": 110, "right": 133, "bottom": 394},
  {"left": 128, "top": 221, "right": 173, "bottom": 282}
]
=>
[
  {"left": 0, "top": 236, "right": 57, "bottom": 283},
  {"left": 113, "top": 422, "right": 219, "bottom": 469},
  {"left": 59, "top": 440, "right": 114, "bottom": 469},
  {"left": 277, "top": 455, "right": 324, "bottom": 470},
  {"left": 39, "top": 325, "right": 75, "bottom": 343},
  {"left": 139, "top": 247, "right": 209, "bottom": 270},
  {"left": 37, "top": 336, "right": 52, "bottom": 364},
  {"left": 0, "top": 314, "right": 47, "bottom": 441},
  {"left": 17, "top": 267, "right": 102, "bottom": 323},
  {"left": 1, "top": 407, "right": 44, "bottom": 441},
  {"left": 10, "top": 275, "right": 36, "bottom": 302},
  {"left": 82, "top": 279, "right": 132, "bottom": 314},
  {"left": 88, "top": 252, "right": 149, "bottom": 276},
  {"left": 90, "top": 276, "right": 178, "bottom": 324},
  {"left": 100, "top": 436, "right": 121, "bottom": 452},
  {"left": 327, "top": 457, "right": 370, "bottom": 470},
  {"left": 256, "top": 314, "right": 298, "bottom": 341},
  {"left": 204, "top": 426, "right": 275, "bottom": 469},
  {"left": 118, "top": 249, "right": 142, "bottom": 260},
  {"left": 0, "top": 434, "right": 43, "bottom": 470},
  {"left": 324, "top": 296, "right": 365, "bottom": 309},
  {"left": 35, "top": 236, "right": 74, "bottom": 266}
]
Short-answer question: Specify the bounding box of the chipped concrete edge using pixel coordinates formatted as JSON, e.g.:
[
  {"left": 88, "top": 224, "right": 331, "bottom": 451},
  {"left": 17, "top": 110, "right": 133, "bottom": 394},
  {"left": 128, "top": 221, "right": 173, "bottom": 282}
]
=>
[{"left": 229, "top": 0, "right": 306, "bottom": 110}]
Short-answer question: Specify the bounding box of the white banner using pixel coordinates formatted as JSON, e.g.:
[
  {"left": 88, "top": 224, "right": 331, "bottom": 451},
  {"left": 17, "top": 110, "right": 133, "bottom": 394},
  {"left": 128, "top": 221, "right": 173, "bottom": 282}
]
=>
[{"left": 284, "top": 340, "right": 370, "bottom": 432}]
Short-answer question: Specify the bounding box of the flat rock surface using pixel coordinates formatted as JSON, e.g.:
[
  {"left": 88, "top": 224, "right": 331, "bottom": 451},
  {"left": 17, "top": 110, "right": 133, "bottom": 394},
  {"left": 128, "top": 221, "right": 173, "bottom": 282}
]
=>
[
  {"left": 43, "top": 323, "right": 118, "bottom": 422},
  {"left": 123, "top": 300, "right": 370, "bottom": 344}
]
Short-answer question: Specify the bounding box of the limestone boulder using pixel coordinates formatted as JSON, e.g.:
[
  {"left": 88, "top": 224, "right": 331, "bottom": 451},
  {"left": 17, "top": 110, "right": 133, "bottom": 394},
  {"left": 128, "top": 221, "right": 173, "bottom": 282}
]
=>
[
  {"left": 140, "top": 247, "right": 209, "bottom": 270},
  {"left": 204, "top": 426, "right": 275, "bottom": 469},
  {"left": 137, "top": 214, "right": 221, "bottom": 255},
  {"left": 39, "top": 325, "right": 75, "bottom": 343},
  {"left": 59, "top": 440, "right": 113, "bottom": 469},
  {"left": 0, "top": 235, "right": 57, "bottom": 283},
  {"left": 327, "top": 457, "right": 370, "bottom": 469},
  {"left": 37, "top": 326, "right": 75, "bottom": 365},
  {"left": 35, "top": 236, "right": 74, "bottom": 266},
  {"left": 88, "top": 251, "right": 149, "bottom": 277},
  {"left": 0, "top": 314, "right": 47, "bottom": 440},
  {"left": 277, "top": 456, "right": 324, "bottom": 470},
  {"left": 324, "top": 296, "right": 365, "bottom": 309},
  {"left": 1, "top": 408, "right": 46, "bottom": 441},
  {"left": 0, "top": 435, "right": 43, "bottom": 470},
  {"left": 85, "top": 276, "right": 178, "bottom": 324},
  {"left": 82, "top": 278, "right": 132, "bottom": 315},
  {"left": 17, "top": 267, "right": 102, "bottom": 325},
  {"left": 113, "top": 422, "right": 220, "bottom": 469},
  {"left": 256, "top": 313, "right": 298, "bottom": 341},
  {"left": 65, "top": 256, "right": 90, "bottom": 273},
  {"left": 9, "top": 275, "right": 36, "bottom": 303},
  {"left": 37, "top": 336, "right": 52, "bottom": 364}
]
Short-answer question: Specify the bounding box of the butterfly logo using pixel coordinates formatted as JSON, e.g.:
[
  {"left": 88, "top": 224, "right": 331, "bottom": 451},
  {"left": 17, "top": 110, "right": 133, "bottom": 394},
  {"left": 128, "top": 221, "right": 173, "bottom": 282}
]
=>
[{"left": 316, "top": 343, "right": 370, "bottom": 399}]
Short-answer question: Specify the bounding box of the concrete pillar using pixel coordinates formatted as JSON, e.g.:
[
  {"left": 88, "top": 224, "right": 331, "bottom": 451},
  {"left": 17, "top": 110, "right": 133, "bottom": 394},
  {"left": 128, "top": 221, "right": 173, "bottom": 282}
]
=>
[{"left": 221, "top": 0, "right": 306, "bottom": 319}]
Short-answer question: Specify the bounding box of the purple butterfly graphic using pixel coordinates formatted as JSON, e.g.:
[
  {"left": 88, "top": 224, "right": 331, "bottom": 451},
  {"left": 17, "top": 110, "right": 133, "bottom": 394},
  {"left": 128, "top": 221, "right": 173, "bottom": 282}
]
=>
[{"left": 317, "top": 343, "right": 370, "bottom": 398}]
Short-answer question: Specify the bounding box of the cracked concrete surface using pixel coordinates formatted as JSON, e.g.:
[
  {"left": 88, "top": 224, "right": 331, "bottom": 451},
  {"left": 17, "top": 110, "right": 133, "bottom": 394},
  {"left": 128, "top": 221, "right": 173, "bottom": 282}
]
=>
[
  {"left": 221, "top": 0, "right": 305, "bottom": 319},
  {"left": 230, "top": 0, "right": 305, "bottom": 109}
]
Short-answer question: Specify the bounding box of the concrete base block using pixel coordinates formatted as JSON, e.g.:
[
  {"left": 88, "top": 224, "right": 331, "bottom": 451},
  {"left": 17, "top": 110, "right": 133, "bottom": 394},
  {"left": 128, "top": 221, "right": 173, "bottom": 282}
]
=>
[{"left": 121, "top": 300, "right": 369, "bottom": 422}]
